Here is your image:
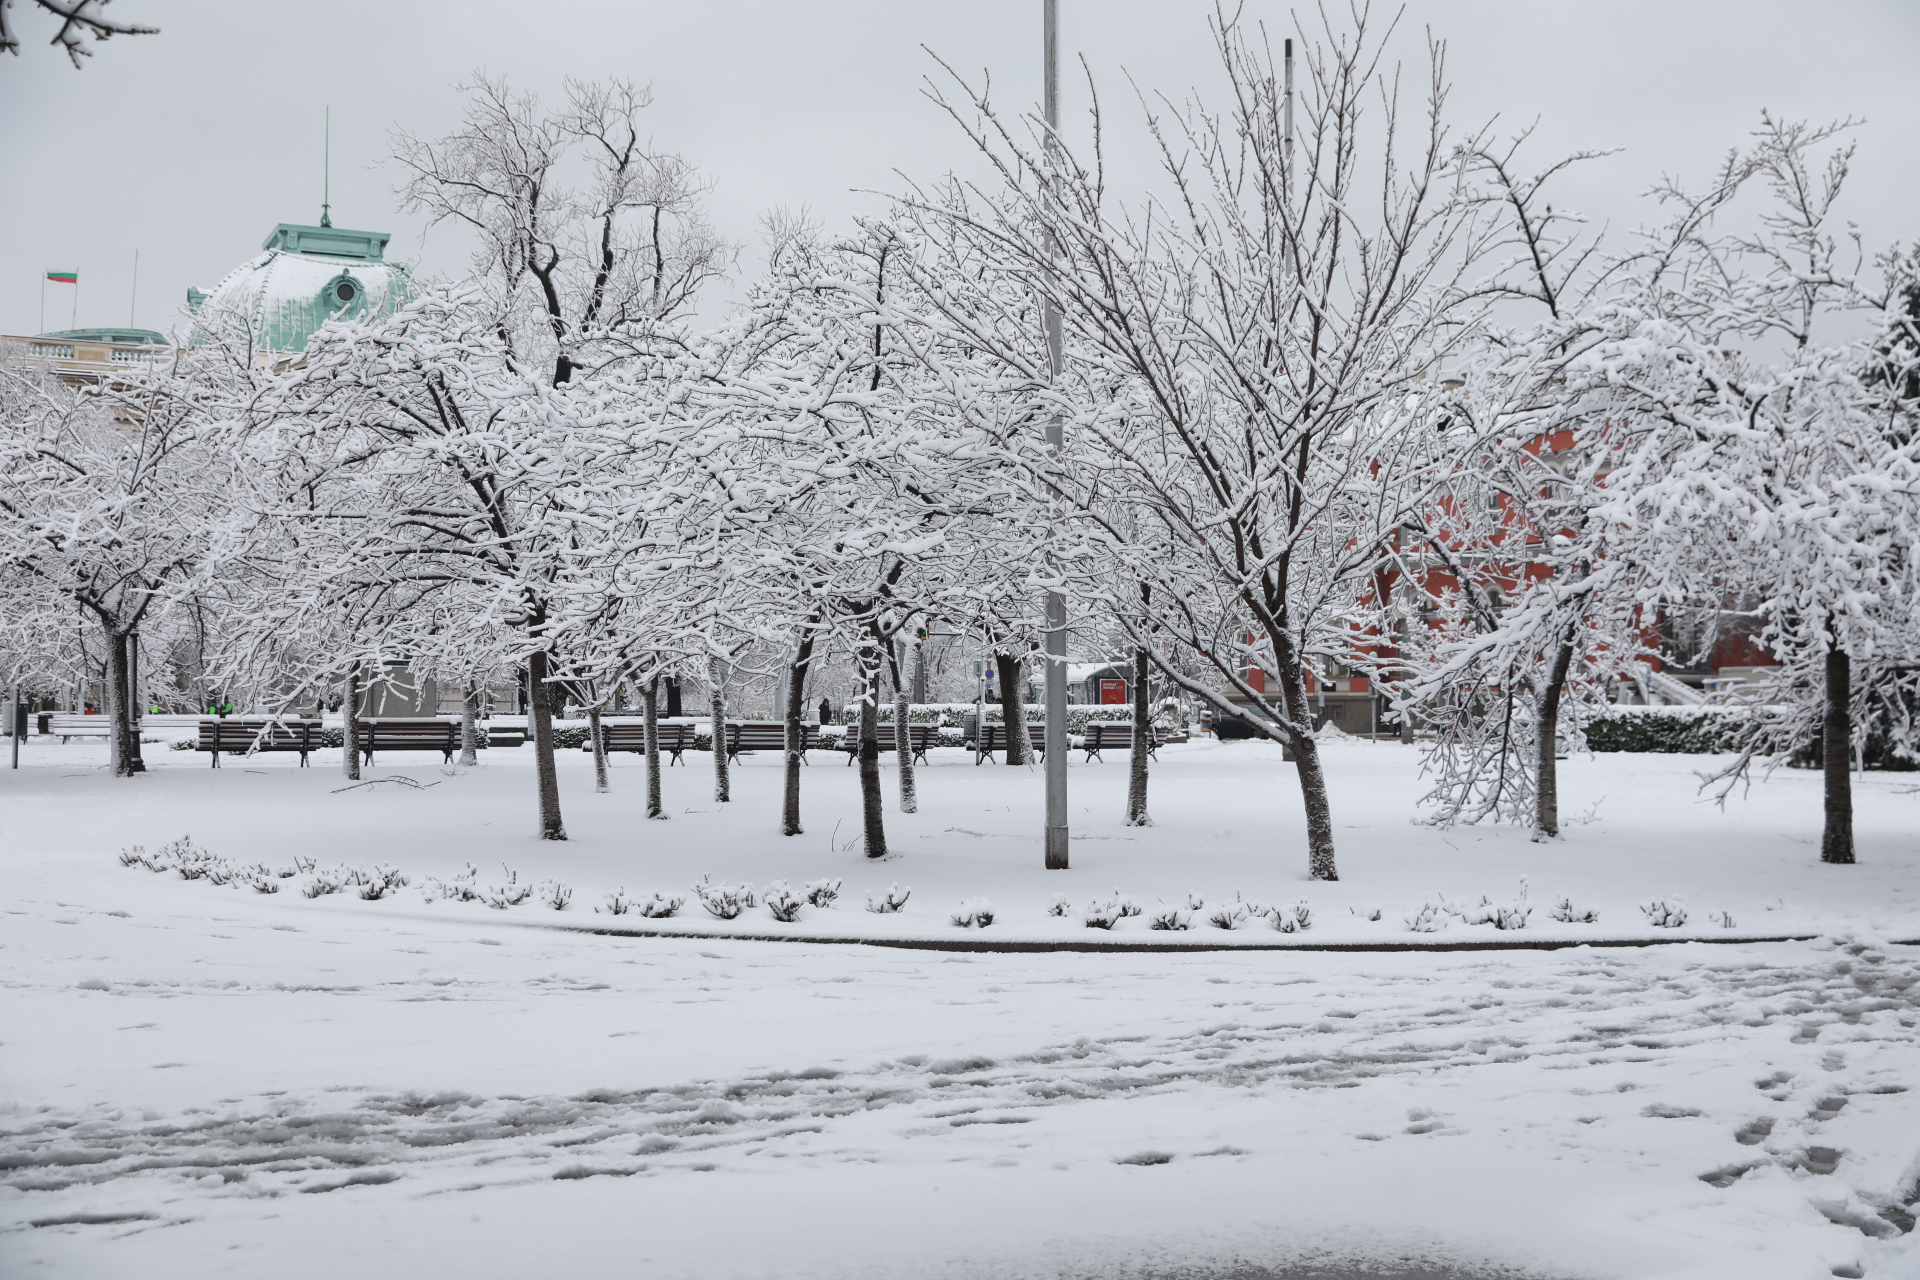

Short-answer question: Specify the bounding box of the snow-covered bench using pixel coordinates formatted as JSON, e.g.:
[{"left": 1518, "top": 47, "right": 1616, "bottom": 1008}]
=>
[
  {"left": 841, "top": 723, "right": 933, "bottom": 765},
  {"left": 973, "top": 722, "right": 1049, "bottom": 764},
  {"left": 48, "top": 713, "right": 112, "bottom": 743},
  {"left": 593, "top": 722, "right": 697, "bottom": 764},
  {"left": 356, "top": 719, "right": 459, "bottom": 764},
  {"left": 197, "top": 719, "right": 323, "bottom": 767},
  {"left": 1082, "top": 722, "right": 1160, "bottom": 763}
]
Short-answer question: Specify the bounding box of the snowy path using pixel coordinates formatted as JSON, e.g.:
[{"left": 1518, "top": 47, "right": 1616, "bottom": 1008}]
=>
[{"left": 6, "top": 891, "right": 1920, "bottom": 1278}]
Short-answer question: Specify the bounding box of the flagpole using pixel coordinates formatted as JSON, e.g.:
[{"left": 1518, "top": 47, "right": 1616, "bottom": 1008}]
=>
[
  {"left": 129, "top": 250, "right": 139, "bottom": 328},
  {"left": 70, "top": 278, "right": 77, "bottom": 330},
  {"left": 39, "top": 274, "right": 45, "bottom": 334}
]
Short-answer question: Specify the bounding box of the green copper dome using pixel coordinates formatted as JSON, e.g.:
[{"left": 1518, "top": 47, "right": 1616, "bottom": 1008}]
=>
[{"left": 188, "top": 220, "right": 416, "bottom": 352}]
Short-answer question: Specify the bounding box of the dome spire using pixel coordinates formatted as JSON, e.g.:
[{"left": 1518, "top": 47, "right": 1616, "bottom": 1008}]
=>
[{"left": 320, "top": 105, "right": 332, "bottom": 228}]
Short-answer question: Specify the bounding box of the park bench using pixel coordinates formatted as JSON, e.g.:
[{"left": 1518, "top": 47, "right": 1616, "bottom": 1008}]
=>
[
  {"left": 841, "top": 722, "right": 936, "bottom": 766},
  {"left": 49, "top": 713, "right": 112, "bottom": 743},
  {"left": 1081, "top": 721, "right": 1161, "bottom": 763},
  {"left": 726, "top": 721, "right": 823, "bottom": 763},
  {"left": 592, "top": 721, "right": 698, "bottom": 765},
  {"left": 356, "top": 718, "right": 459, "bottom": 764},
  {"left": 973, "top": 722, "right": 1050, "bottom": 765},
  {"left": 197, "top": 718, "right": 323, "bottom": 767}
]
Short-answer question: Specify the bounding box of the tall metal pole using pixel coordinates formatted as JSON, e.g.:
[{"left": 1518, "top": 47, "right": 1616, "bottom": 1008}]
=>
[
  {"left": 1042, "top": 0, "right": 1069, "bottom": 870},
  {"left": 9, "top": 677, "right": 19, "bottom": 770}
]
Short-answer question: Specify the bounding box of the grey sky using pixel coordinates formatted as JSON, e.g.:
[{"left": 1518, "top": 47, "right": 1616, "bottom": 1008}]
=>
[{"left": 3, "top": 0, "right": 1917, "bottom": 338}]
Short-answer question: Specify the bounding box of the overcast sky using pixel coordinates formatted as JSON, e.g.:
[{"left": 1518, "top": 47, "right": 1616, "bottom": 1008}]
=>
[{"left": 3, "top": 0, "right": 1918, "bottom": 338}]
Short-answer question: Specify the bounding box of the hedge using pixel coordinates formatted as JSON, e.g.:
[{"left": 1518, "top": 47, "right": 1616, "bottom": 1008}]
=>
[{"left": 1581, "top": 707, "right": 1750, "bottom": 754}]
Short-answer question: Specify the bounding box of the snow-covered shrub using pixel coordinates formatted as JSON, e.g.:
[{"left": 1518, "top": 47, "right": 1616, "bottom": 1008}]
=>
[
  {"left": 1205, "top": 899, "right": 1248, "bottom": 931},
  {"left": 636, "top": 892, "right": 686, "bottom": 919},
  {"left": 538, "top": 880, "right": 573, "bottom": 911},
  {"left": 237, "top": 863, "right": 281, "bottom": 894},
  {"left": 117, "top": 845, "right": 148, "bottom": 869},
  {"left": 1404, "top": 901, "right": 1447, "bottom": 932},
  {"left": 358, "top": 864, "right": 409, "bottom": 901},
  {"left": 302, "top": 869, "right": 346, "bottom": 899},
  {"left": 804, "top": 877, "right": 842, "bottom": 908},
  {"left": 1710, "top": 909, "right": 1737, "bottom": 929},
  {"left": 1148, "top": 901, "right": 1192, "bottom": 931},
  {"left": 1082, "top": 896, "right": 1121, "bottom": 929},
  {"left": 1045, "top": 893, "right": 1071, "bottom": 917},
  {"left": 763, "top": 881, "right": 804, "bottom": 922},
  {"left": 1641, "top": 898, "right": 1688, "bottom": 928},
  {"left": 1115, "top": 892, "right": 1142, "bottom": 919},
  {"left": 949, "top": 898, "right": 994, "bottom": 928},
  {"left": 865, "top": 883, "right": 911, "bottom": 914},
  {"left": 483, "top": 866, "right": 532, "bottom": 909},
  {"left": 1493, "top": 902, "right": 1531, "bottom": 930},
  {"left": 600, "top": 888, "right": 632, "bottom": 916},
  {"left": 1584, "top": 707, "right": 1751, "bottom": 754},
  {"left": 1349, "top": 905, "right": 1384, "bottom": 922},
  {"left": 694, "top": 875, "right": 753, "bottom": 920},
  {"left": 422, "top": 862, "right": 483, "bottom": 903},
  {"left": 1288, "top": 900, "right": 1313, "bottom": 932},
  {"left": 1550, "top": 896, "right": 1599, "bottom": 924},
  {"left": 550, "top": 725, "right": 591, "bottom": 750}
]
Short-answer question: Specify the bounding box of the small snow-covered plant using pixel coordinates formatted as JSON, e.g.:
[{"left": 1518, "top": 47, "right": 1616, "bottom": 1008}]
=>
[
  {"left": 117, "top": 845, "right": 147, "bottom": 869},
  {"left": 1404, "top": 901, "right": 1447, "bottom": 933},
  {"left": 1349, "top": 905, "right": 1383, "bottom": 922},
  {"left": 1148, "top": 900, "right": 1192, "bottom": 931},
  {"left": 538, "top": 880, "right": 573, "bottom": 911},
  {"left": 1492, "top": 902, "right": 1531, "bottom": 931},
  {"left": 1288, "top": 900, "right": 1313, "bottom": 932},
  {"left": 763, "top": 881, "right": 804, "bottom": 922},
  {"left": 1549, "top": 896, "right": 1598, "bottom": 924},
  {"left": 636, "top": 892, "right": 685, "bottom": 919},
  {"left": 1045, "top": 893, "right": 1071, "bottom": 917},
  {"left": 359, "top": 864, "right": 409, "bottom": 901},
  {"left": 1205, "top": 899, "right": 1248, "bottom": 931},
  {"left": 289, "top": 855, "right": 316, "bottom": 876},
  {"left": 1455, "top": 894, "right": 1496, "bottom": 926},
  {"left": 949, "top": 897, "right": 994, "bottom": 927},
  {"left": 1186, "top": 892, "right": 1207, "bottom": 912},
  {"left": 1641, "top": 898, "right": 1688, "bottom": 929},
  {"left": 422, "top": 862, "right": 483, "bottom": 903},
  {"left": 483, "top": 865, "right": 532, "bottom": 909},
  {"left": 865, "top": 883, "right": 911, "bottom": 914},
  {"left": 694, "top": 875, "right": 752, "bottom": 920},
  {"left": 804, "top": 877, "right": 842, "bottom": 908},
  {"left": 1114, "top": 892, "right": 1142, "bottom": 919},
  {"left": 1271, "top": 908, "right": 1297, "bottom": 934},
  {"left": 1710, "top": 909, "right": 1737, "bottom": 929},
  {"left": 600, "top": 888, "right": 632, "bottom": 916},
  {"left": 302, "top": 869, "right": 346, "bottom": 899},
  {"left": 1083, "top": 896, "right": 1121, "bottom": 929},
  {"left": 238, "top": 863, "right": 280, "bottom": 894}
]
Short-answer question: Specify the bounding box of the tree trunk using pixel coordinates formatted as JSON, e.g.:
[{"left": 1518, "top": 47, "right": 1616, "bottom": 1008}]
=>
[
  {"left": 104, "top": 630, "right": 142, "bottom": 777},
  {"left": 1822, "top": 648, "right": 1855, "bottom": 865},
  {"left": 994, "top": 650, "right": 1026, "bottom": 765},
  {"left": 124, "top": 630, "right": 145, "bottom": 773},
  {"left": 527, "top": 650, "right": 566, "bottom": 840},
  {"left": 643, "top": 675, "right": 665, "bottom": 820},
  {"left": 341, "top": 665, "right": 361, "bottom": 781},
  {"left": 894, "top": 686, "right": 917, "bottom": 814},
  {"left": 783, "top": 627, "right": 818, "bottom": 837},
  {"left": 858, "top": 653, "right": 887, "bottom": 858},
  {"left": 1277, "top": 659, "right": 1338, "bottom": 881},
  {"left": 458, "top": 678, "right": 480, "bottom": 767},
  {"left": 1126, "top": 646, "right": 1151, "bottom": 826},
  {"left": 588, "top": 700, "right": 610, "bottom": 794},
  {"left": 665, "top": 675, "right": 682, "bottom": 718},
  {"left": 708, "top": 658, "right": 730, "bottom": 803},
  {"left": 1533, "top": 632, "right": 1576, "bottom": 842}
]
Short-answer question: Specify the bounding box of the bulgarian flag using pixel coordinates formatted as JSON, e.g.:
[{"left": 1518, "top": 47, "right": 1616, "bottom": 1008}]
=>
[{"left": 45, "top": 270, "right": 77, "bottom": 284}]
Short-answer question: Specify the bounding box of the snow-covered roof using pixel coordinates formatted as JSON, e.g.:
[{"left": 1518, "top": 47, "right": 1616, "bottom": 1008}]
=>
[{"left": 188, "top": 220, "right": 415, "bottom": 353}]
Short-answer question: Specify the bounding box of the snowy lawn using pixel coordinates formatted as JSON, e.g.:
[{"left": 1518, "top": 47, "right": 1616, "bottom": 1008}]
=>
[{"left": 4, "top": 738, "right": 1920, "bottom": 1278}]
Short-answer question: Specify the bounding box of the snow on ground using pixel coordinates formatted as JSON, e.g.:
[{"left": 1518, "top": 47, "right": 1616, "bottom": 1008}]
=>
[{"left": 4, "top": 737, "right": 1920, "bottom": 1278}]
